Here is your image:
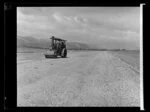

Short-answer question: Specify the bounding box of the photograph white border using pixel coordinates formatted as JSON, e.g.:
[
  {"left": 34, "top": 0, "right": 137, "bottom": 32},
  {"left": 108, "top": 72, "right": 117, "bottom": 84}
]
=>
[{"left": 140, "top": 3, "right": 145, "bottom": 111}]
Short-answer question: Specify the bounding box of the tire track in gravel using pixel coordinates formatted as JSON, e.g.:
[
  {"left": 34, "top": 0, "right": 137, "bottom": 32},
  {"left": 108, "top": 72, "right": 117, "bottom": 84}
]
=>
[
  {"left": 17, "top": 51, "right": 140, "bottom": 106},
  {"left": 17, "top": 51, "right": 100, "bottom": 106},
  {"left": 72, "top": 51, "right": 140, "bottom": 106}
]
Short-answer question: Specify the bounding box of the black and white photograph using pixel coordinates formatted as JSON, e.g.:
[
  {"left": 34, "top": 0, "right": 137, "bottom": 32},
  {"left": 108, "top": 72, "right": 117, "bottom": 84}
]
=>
[{"left": 16, "top": 6, "right": 143, "bottom": 107}]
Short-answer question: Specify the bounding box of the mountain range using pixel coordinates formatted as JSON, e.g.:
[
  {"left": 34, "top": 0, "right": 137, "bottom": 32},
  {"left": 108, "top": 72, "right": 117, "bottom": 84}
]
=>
[{"left": 17, "top": 35, "right": 91, "bottom": 50}]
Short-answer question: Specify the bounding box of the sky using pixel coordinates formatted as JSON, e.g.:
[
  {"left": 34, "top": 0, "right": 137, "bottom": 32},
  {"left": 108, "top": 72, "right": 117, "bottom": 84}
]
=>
[{"left": 17, "top": 7, "right": 140, "bottom": 50}]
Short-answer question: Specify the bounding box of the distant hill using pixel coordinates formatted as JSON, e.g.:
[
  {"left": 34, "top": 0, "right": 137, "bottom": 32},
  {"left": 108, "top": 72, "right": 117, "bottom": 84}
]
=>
[
  {"left": 17, "top": 35, "right": 90, "bottom": 50},
  {"left": 66, "top": 42, "right": 89, "bottom": 50}
]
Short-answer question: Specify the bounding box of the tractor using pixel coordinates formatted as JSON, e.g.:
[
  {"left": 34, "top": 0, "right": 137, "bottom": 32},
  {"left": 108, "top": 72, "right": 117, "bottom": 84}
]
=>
[{"left": 44, "top": 36, "right": 67, "bottom": 58}]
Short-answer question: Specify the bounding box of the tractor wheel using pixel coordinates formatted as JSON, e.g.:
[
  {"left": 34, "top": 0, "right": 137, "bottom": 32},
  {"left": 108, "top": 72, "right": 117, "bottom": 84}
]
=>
[{"left": 61, "top": 48, "right": 67, "bottom": 58}]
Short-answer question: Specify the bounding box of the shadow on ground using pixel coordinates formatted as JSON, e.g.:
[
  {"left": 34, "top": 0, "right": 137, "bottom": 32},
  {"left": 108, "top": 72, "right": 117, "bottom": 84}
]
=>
[{"left": 45, "top": 56, "right": 69, "bottom": 59}]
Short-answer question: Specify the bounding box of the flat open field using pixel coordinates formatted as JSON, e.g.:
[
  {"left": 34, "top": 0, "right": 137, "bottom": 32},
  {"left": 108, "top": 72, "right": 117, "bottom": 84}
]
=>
[
  {"left": 17, "top": 49, "right": 140, "bottom": 107},
  {"left": 110, "top": 50, "right": 140, "bottom": 71}
]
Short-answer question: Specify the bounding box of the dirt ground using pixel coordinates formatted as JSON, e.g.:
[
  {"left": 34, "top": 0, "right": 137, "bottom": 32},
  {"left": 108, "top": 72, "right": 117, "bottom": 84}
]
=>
[
  {"left": 17, "top": 51, "right": 140, "bottom": 107},
  {"left": 110, "top": 50, "right": 140, "bottom": 71}
]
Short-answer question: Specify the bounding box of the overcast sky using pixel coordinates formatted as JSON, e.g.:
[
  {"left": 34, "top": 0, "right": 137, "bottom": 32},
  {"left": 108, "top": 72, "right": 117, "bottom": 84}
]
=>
[{"left": 17, "top": 7, "right": 140, "bottom": 50}]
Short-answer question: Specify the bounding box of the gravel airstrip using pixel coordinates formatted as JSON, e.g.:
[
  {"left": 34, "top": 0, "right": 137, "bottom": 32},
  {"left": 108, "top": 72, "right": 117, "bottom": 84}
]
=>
[{"left": 17, "top": 51, "right": 140, "bottom": 106}]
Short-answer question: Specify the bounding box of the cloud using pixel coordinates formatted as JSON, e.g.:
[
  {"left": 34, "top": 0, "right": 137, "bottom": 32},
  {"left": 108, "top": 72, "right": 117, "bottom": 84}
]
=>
[
  {"left": 17, "top": 8, "right": 56, "bottom": 38},
  {"left": 52, "top": 12, "right": 63, "bottom": 22},
  {"left": 74, "top": 16, "right": 87, "bottom": 23},
  {"left": 17, "top": 7, "right": 140, "bottom": 50},
  {"left": 17, "top": 10, "right": 52, "bottom": 29}
]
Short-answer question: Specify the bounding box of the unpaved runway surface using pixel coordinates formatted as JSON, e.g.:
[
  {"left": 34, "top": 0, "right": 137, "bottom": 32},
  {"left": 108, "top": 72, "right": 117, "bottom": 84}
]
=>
[{"left": 17, "top": 51, "right": 140, "bottom": 107}]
